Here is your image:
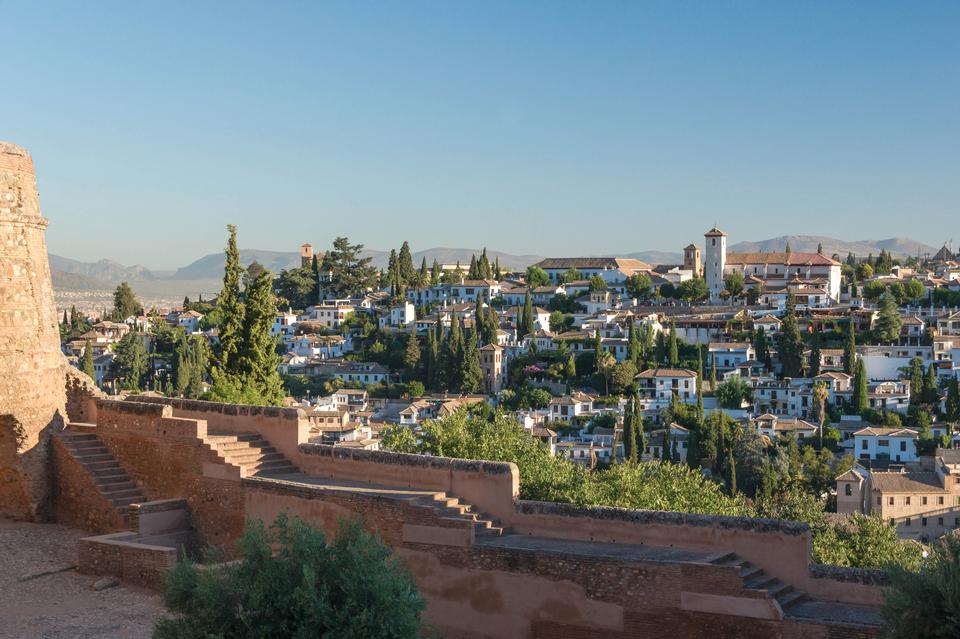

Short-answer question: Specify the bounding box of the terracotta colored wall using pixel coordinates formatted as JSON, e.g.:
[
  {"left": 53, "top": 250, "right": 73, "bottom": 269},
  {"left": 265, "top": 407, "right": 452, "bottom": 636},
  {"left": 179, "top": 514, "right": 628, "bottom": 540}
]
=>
[
  {"left": 94, "top": 400, "right": 244, "bottom": 549},
  {"left": 50, "top": 434, "right": 126, "bottom": 533}
]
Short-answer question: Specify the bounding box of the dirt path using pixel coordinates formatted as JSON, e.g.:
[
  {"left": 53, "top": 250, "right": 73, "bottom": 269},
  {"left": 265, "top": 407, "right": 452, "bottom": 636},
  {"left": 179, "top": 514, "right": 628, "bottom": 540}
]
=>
[{"left": 0, "top": 518, "right": 164, "bottom": 639}]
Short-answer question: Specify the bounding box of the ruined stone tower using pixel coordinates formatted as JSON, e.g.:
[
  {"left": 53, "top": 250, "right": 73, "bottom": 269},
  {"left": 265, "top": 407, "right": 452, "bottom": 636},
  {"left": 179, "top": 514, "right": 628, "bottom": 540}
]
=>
[{"left": 0, "top": 141, "right": 66, "bottom": 519}]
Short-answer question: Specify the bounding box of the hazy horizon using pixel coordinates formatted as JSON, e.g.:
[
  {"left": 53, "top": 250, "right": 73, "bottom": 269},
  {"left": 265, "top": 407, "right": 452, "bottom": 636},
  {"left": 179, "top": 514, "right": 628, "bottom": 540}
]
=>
[{"left": 5, "top": 3, "right": 958, "bottom": 269}]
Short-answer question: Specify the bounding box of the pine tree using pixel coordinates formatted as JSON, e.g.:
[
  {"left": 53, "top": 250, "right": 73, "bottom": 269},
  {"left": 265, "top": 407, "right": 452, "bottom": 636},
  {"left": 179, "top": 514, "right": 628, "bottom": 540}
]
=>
[
  {"left": 460, "top": 329, "right": 483, "bottom": 393},
  {"left": 875, "top": 294, "right": 903, "bottom": 344},
  {"left": 852, "top": 359, "right": 869, "bottom": 414},
  {"left": 669, "top": 322, "right": 679, "bottom": 367},
  {"left": 844, "top": 319, "right": 857, "bottom": 375},
  {"left": 112, "top": 281, "right": 143, "bottom": 321},
  {"left": 81, "top": 340, "right": 96, "bottom": 381},
  {"left": 218, "top": 224, "right": 245, "bottom": 373},
  {"left": 777, "top": 292, "right": 804, "bottom": 377}
]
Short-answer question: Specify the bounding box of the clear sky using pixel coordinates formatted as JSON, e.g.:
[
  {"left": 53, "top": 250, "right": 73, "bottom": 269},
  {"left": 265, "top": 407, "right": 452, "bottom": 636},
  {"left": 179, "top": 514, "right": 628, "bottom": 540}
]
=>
[{"left": 3, "top": 2, "right": 958, "bottom": 269}]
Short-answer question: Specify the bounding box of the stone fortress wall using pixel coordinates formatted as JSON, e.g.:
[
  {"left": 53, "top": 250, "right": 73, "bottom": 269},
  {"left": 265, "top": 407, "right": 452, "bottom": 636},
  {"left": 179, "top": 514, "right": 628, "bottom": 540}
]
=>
[{"left": 0, "top": 142, "right": 67, "bottom": 519}]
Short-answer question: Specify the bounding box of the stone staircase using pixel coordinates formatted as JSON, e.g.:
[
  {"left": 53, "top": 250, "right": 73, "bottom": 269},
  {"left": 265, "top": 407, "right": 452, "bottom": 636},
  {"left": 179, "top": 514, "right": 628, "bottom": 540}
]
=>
[
  {"left": 412, "top": 492, "right": 507, "bottom": 538},
  {"left": 205, "top": 433, "right": 299, "bottom": 478},
  {"left": 711, "top": 552, "right": 808, "bottom": 612},
  {"left": 57, "top": 431, "right": 147, "bottom": 518}
]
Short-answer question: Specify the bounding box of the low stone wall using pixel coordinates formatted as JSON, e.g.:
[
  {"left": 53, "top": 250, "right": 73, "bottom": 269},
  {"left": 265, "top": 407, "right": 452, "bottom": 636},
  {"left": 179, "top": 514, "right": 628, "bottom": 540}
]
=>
[
  {"left": 128, "top": 396, "right": 309, "bottom": 462},
  {"left": 294, "top": 443, "right": 520, "bottom": 524},
  {"left": 50, "top": 430, "right": 125, "bottom": 534},
  {"left": 65, "top": 366, "right": 105, "bottom": 424}
]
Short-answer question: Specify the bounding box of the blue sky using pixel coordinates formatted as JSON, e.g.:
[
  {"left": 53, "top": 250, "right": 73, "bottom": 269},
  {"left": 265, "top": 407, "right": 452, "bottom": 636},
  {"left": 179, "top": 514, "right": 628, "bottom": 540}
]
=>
[{"left": 3, "top": 2, "right": 958, "bottom": 268}]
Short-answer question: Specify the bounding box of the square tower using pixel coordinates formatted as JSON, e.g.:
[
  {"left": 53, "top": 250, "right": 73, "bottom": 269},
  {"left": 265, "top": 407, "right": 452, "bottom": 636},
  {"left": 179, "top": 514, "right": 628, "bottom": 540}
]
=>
[
  {"left": 683, "top": 244, "right": 701, "bottom": 276},
  {"left": 704, "top": 227, "right": 727, "bottom": 302},
  {"left": 300, "top": 243, "right": 314, "bottom": 268}
]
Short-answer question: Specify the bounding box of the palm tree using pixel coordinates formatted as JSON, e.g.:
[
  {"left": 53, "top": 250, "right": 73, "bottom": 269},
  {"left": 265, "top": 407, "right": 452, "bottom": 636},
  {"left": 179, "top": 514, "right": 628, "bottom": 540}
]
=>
[
  {"left": 596, "top": 349, "right": 616, "bottom": 395},
  {"left": 812, "top": 381, "right": 829, "bottom": 448}
]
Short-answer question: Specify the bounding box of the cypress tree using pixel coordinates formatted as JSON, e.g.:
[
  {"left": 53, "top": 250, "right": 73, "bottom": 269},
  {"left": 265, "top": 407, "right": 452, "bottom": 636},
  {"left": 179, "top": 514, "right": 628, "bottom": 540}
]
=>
[
  {"left": 445, "top": 310, "right": 463, "bottom": 390},
  {"left": 632, "top": 392, "right": 644, "bottom": 462},
  {"left": 460, "top": 329, "right": 483, "bottom": 393},
  {"left": 725, "top": 447, "right": 737, "bottom": 495},
  {"left": 696, "top": 346, "right": 704, "bottom": 422},
  {"left": 852, "top": 359, "right": 868, "bottom": 414},
  {"left": 479, "top": 248, "right": 491, "bottom": 280},
  {"left": 187, "top": 336, "right": 208, "bottom": 398},
  {"left": 468, "top": 254, "right": 479, "bottom": 280},
  {"left": 669, "top": 322, "right": 679, "bottom": 367},
  {"left": 909, "top": 357, "right": 924, "bottom": 404},
  {"left": 403, "top": 332, "right": 420, "bottom": 372},
  {"left": 218, "top": 224, "right": 245, "bottom": 373},
  {"left": 494, "top": 257, "right": 502, "bottom": 281},
  {"left": 236, "top": 270, "right": 285, "bottom": 405},
  {"left": 398, "top": 241, "right": 415, "bottom": 285},
  {"left": 523, "top": 290, "right": 535, "bottom": 338},
  {"left": 654, "top": 330, "right": 666, "bottom": 366},
  {"left": 946, "top": 378, "right": 960, "bottom": 422},
  {"left": 81, "top": 340, "right": 96, "bottom": 381},
  {"left": 62, "top": 309, "right": 69, "bottom": 326},
  {"left": 875, "top": 294, "right": 903, "bottom": 343},
  {"left": 923, "top": 364, "right": 939, "bottom": 405},
  {"left": 754, "top": 327, "right": 771, "bottom": 368},
  {"left": 173, "top": 332, "right": 192, "bottom": 396},
  {"left": 777, "top": 292, "right": 804, "bottom": 377},
  {"left": 430, "top": 259, "right": 441, "bottom": 286},
  {"left": 627, "top": 318, "right": 641, "bottom": 366},
  {"left": 808, "top": 330, "right": 822, "bottom": 377},
  {"left": 843, "top": 319, "right": 857, "bottom": 375},
  {"left": 418, "top": 257, "right": 428, "bottom": 288},
  {"left": 486, "top": 307, "right": 499, "bottom": 345}
]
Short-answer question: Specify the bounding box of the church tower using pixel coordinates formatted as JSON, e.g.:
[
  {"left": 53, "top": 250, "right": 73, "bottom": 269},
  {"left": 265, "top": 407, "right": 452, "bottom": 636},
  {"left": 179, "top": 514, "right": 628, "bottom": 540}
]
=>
[
  {"left": 0, "top": 142, "right": 66, "bottom": 519},
  {"left": 704, "top": 227, "right": 727, "bottom": 302}
]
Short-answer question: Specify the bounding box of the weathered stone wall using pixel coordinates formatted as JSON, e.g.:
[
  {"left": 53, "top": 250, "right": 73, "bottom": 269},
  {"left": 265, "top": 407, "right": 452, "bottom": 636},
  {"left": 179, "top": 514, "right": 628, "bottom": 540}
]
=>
[
  {"left": 0, "top": 142, "right": 66, "bottom": 520},
  {"left": 65, "top": 366, "right": 106, "bottom": 424},
  {"left": 50, "top": 433, "right": 126, "bottom": 533}
]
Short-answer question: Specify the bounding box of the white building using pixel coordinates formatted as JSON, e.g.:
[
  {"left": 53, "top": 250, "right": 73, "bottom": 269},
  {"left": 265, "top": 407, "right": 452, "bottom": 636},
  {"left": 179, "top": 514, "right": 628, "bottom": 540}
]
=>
[
  {"left": 704, "top": 227, "right": 727, "bottom": 302},
  {"left": 853, "top": 427, "right": 919, "bottom": 463}
]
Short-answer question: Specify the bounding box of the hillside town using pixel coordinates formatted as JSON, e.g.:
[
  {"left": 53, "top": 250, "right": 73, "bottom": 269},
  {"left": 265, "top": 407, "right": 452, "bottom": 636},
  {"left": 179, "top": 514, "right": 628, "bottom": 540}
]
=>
[{"left": 60, "top": 226, "right": 960, "bottom": 547}]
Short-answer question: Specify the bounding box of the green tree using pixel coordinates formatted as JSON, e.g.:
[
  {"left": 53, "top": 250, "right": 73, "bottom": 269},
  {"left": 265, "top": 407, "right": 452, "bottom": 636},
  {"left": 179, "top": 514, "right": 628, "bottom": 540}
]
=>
[
  {"left": 907, "top": 357, "right": 924, "bottom": 405},
  {"left": 154, "top": 515, "right": 423, "bottom": 639},
  {"left": 324, "top": 236, "right": 378, "bottom": 298},
  {"left": 881, "top": 534, "right": 960, "bottom": 639},
  {"left": 398, "top": 240, "right": 416, "bottom": 285},
  {"left": 754, "top": 327, "right": 771, "bottom": 368},
  {"left": 875, "top": 294, "right": 903, "bottom": 343},
  {"left": 808, "top": 330, "right": 822, "bottom": 377},
  {"left": 625, "top": 273, "right": 652, "bottom": 299},
  {"left": 526, "top": 265, "right": 549, "bottom": 288},
  {"left": 560, "top": 267, "right": 581, "bottom": 284},
  {"left": 716, "top": 377, "right": 751, "bottom": 409},
  {"left": 923, "top": 364, "right": 939, "bottom": 405},
  {"left": 668, "top": 322, "right": 679, "bottom": 367},
  {"left": 678, "top": 277, "right": 709, "bottom": 302},
  {"left": 460, "top": 330, "right": 483, "bottom": 393},
  {"left": 218, "top": 224, "right": 245, "bottom": 373},
  {"left": 588, "top": 275, "right": 607, "bottom": 291},
  {"left": 724, "top": 271, "right": 745, "bottom": 298},
  {"left": 852, "top": 359, "right": 869, "bottom": 414},
  {"left": 843, "top": 319, "right": 857, "bottom": 375},
  {"left": 273, "top": 266, "right": 317, "bottom": 310},
  {"left": 112, "top": 332, "right": 149, "bottom": 391},
  {"left": 81, "top": 340, "right": 96, "bottom": 381},
  {"left": 610, "top": 361, "right": 638, "bottom": 394},
  {"left": 112, "top": 281, "right": 143, "bottom": 321},
  {"left": 403, "top": 332, "right": 421, "bottom": 373},
  {"left": 777, "top": 292, "right": 804, "bottom": 378},
  {"left": 945, "top": 377, "right": 960, "bottom": 422}
]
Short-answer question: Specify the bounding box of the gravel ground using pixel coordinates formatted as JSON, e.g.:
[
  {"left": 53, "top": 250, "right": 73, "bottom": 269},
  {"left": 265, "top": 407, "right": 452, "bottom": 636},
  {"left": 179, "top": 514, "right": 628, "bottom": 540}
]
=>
[{"left": 0, "top": 518, "right": 165, "bottom": 639}]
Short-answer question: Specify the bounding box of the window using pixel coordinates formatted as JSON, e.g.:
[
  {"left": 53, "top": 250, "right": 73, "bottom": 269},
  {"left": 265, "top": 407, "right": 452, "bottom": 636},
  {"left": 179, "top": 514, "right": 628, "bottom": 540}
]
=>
[
  {"left": 939, "top": 496, "right": 945, "bottom": 505},
  {"left": 939, "top": 518, "right": 944, "bottom": 526},
  {"left": 900, "top": 441, "right": 907, "bottom": 452},
  {"left": 877, "top": 496, "right": 882, "bottom": 506},
  {"left": 845, "top": 484, "right": 853, "bottom": 496},
  {"left": 889, "top": 497, "right": 895, "bottom": 506},
  {"left": 922, "top": 518, "right": 928, "bottom": 527},
  {"left": 862, "top": 440, "right": 869, "bottom": 450},
  {"left": 879, "top": 439, "right": 889, "bottom": 447},
  {"left": 922, "top": 496, "right": 928, "bottom": 505},
  {"left": 906, "top": 496, "right": 911, "bottom": 505},
  {"left": 905, "top": 518, "right": 912, "bottom": 527}
]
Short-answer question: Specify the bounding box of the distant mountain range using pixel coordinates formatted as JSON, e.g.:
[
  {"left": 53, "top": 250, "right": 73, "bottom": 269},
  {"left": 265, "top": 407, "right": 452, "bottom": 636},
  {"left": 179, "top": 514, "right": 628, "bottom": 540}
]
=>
[
  {"left": 48, "top": 235, "right": 945, "bottom": 292},
  {"left": 726, "top": 235, "right": 940, "bottom": 259}
]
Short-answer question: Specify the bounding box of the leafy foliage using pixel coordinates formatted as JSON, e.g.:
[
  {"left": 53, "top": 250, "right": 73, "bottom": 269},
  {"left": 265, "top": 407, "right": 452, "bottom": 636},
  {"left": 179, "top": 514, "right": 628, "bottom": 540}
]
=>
[{"left": 153, "top": 514, "right": 423, "bottom": 639}]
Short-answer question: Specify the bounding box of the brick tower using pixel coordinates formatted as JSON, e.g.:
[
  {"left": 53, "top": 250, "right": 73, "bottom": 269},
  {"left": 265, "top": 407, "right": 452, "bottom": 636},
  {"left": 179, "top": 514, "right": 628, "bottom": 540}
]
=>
[{"left": 0, "top": 141, "right": 66, "bottom": 519}]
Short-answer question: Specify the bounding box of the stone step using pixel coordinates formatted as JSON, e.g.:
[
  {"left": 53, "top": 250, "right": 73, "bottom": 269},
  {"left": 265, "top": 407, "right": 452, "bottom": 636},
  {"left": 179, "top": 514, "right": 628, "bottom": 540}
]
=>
[
  {"left": 97, "top": 479, "right": 137, "bottom": 492},
  {"left": 75, "top": 453, "right": 113, "bottom": 464},
  {"left": 111, "top": 496, "right": 146, "bottom": 508},
  {"left": 88, "top": 465, "right": 125, "bottom": 478},
  {"left": 223, "top": 451, "right": 285, "bottom": 464},
  {"left": 767, "top": 582, "right": 792, "bottom": 599},
  {"left": 777, "top": 590, "right": 808, "bottom": 610},
  {"left": 101, "top": 488, "right": 142, "bottom": 499},
  {"left": 740, "top": 565, "right": 763, "bottom": 580},
  {"left": 61, "top": 433, "right": 99, "bottom": 442},
  {"left": 477, "top": 526, "right": 505, "bottom": 537},
  {"left": 745, "top": 575, "right": 778, "bottom": 590}
]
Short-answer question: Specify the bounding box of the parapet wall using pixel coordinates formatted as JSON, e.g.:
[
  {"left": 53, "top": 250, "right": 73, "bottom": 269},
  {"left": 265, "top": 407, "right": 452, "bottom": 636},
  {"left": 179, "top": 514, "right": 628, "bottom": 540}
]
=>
[
  {"left": 295, "top": 443, "right": 520, "bottom": 525},
  {"left": 128, "top": 396, "right": 308, "bottom": 462}
]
